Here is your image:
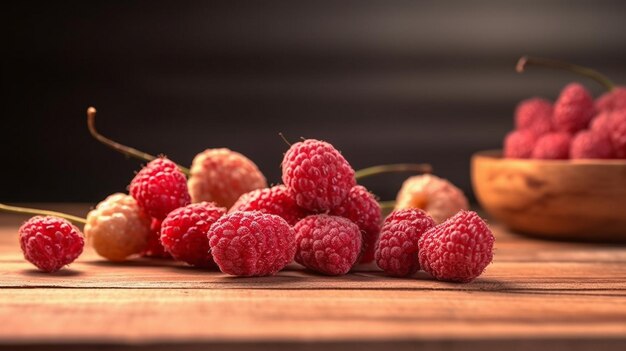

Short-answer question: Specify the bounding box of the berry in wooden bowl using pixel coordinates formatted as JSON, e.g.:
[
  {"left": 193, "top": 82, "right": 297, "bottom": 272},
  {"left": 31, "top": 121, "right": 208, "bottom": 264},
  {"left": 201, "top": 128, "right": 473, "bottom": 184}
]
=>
[{"left": 474, "top": 57, "right": 626, "bottom": 241}]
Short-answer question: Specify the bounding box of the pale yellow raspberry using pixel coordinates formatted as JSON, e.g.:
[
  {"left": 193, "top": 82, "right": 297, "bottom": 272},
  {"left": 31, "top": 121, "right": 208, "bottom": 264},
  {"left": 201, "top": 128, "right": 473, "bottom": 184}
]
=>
[
  {"left": 85, "top": 193, "right": 151, "bottom": 261},
  {"left": 188, "top": 148, "right": 267, "bottom": 208},
  {"left": 395, "top": 174, "right": 469, "bottom": 224}
]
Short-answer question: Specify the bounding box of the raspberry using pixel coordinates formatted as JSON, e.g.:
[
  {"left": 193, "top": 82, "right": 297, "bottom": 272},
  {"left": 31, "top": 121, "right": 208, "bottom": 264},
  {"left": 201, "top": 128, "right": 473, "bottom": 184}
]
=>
[
  {"left": 19, "top": 216, "right": 84, "bottom": 272},
  {"left": 160, "top": 202, "right": 226, "bottom": 267},
  {"left": 294, "top": 215, "right": 361, "bottom": 275},
  {"left": 570, "top": 130, "right": 615, "bottom": 159},
  {"left": 395, "top": 174, "right": 468, "bottom": 224},
  {"left": 281, "top": 139, "right": 356, "bottom": 212},
  {"left": 208, "top": 211, "right": 296, "bottom": 276},
  {"left": 553, "top": 83, "right": 595, "bottom": 133},
  {"left": 141, "top": 218, "right": 171, "bottom": 258},
  {"left": 229, "top": 185, "right": 307, "bottom": 225},
  {"left": 330, "top": 185, "right": 381, "bottom": 263},
  {"left": 515, "top": 97, "right": 553, "bottom": 135},
  {"left": 531, "top": 132, "right": 572, "bottom": 159},
  {"left": 188, "top": 148, "right": 267, "bottom": 208},
  {"left": 596, "top": 87, "right": 626, "bottom": 113},
  {"left": 129, "top": 158, "right": 191, "bottom": 220},
  {"left": 609, "top": 110, "right": 626, "bottom": 158},
  {"left": 503, "top": 130, "right": 538, "bottom": 158},
  {"left": 590, "top": 112, "right": 613, "bottom": 139},
  {"left": 375, "top": 209, "right": 436, "bottom": 277},
  {"left": 85, "top": 193, "right": 151, "bottom": 261},
  {"left": 418, "top": 210, "right": 494, "bottom": 283}
]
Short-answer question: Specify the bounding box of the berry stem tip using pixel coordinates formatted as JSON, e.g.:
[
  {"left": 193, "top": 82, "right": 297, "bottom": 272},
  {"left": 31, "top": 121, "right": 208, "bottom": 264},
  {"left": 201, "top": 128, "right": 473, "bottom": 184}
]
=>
[
  {"left": 516, "top": 56, "right": 614, "bottom": 91},
  {"left": 87, "top": 107, "right": 190, "bottom": 176}
]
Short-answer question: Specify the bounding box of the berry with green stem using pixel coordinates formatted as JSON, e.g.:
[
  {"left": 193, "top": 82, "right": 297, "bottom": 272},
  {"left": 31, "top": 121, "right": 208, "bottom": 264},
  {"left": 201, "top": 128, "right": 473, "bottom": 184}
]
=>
[{"left": 0, "top": 203, "right": 85, "bottom": 272}]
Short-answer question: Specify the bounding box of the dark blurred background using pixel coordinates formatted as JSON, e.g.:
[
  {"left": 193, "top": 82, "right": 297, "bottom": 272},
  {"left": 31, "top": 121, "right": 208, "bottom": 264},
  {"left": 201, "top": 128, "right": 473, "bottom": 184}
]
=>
[{"left": 3, "top": 0, "right": 626, "bottom": 203}]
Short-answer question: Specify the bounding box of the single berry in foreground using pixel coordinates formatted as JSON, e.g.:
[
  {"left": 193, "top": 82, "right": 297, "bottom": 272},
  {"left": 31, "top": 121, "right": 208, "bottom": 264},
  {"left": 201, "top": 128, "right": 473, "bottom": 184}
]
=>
[
  {"left": 282, "top": 139, "right": 356, "bottom": 212},
  {"left": 418, "top": 210, "right": 494, "bottom": 283},
  {"left": 85, "top": 193, "right": 151, "bottom": 261},
  {"left": 570, "top": 130, "right": 615, "bottom": 159},
  {"left": 515, "top": 97, "right": 553, "bottom": 135},
  {"left": 503, "top": 130, "right": 538, "bottom": 159},
  {"left": 19, "top": 216, "right": 84, "bottom": 272},
  {"left": 160, "top": 202, "right": 226, "bottom": 267},
  {"left": 375, "top": 209, "right": 436, "bottom": 277},
  {"left": 142, "top": 218, "right": 170, "bottom": 258},
  {"left": 394, "top": 174, "right": 468, "bottom": 224},
  {"left": 208, "top": 211, "right": 296, "bottom": 276},
  {"left": 229, "top": 185, "right": 307, "bottom": 225},
  {"left": 330, "top": 185, "right": 381, "bottom": 263},
  {"left": 531, "top": 132, "right": 572, "bottom": 159},
  {"left": 129, "top": 157, "right": 191, "bottom": 219},
  {"left": 553, "top": 83, "right": 595, "bottom": 133},
  {"left": 294, "top": 215, "right": 362, "bottom": 275},
  {"left": 188, "top": 148, "right": 267, "bottom": 208}
]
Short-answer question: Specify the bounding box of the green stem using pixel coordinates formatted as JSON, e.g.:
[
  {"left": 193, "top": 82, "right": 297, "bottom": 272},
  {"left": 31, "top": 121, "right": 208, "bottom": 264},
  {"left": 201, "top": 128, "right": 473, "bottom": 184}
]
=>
[
  {"left": 378, "top": 200, "right": 396, "bottom": 211},
  {"left": 0, "top": 203, "right": 87, "bottom": 226},
  {"left": 87, "top": 107, "right": 191, "bottom": 176},
  {"left": 355, "top": 163, "right": 432, "bottom": 180},
  {"left": 516, "top": 56, "right": 614, "bottom": 91}
]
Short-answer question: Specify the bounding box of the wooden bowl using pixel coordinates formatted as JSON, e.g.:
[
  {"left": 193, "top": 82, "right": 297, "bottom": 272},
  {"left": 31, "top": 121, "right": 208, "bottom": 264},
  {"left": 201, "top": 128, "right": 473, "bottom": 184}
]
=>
[{"left": 471, "top": 150, "right": 626, "bottom": 242}]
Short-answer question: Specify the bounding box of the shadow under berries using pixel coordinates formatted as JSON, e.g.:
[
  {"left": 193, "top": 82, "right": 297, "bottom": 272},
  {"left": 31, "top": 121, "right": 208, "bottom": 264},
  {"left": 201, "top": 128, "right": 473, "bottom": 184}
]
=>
[
  {"left": 83, "top": 258, "right": 180, "bottom": 268},
  {"left": 21, "top": 268, "right": 83, "bottom": 277}
]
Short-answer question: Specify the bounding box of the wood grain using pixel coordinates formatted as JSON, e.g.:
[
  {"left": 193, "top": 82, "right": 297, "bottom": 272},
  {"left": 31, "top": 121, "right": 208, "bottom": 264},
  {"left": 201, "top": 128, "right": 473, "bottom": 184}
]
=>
[
  {"left": 472, "top": 150, "right": 626, "bottom": 241},
  {"left": 1, "top": 205, "right": 625, "bottom": 351}
]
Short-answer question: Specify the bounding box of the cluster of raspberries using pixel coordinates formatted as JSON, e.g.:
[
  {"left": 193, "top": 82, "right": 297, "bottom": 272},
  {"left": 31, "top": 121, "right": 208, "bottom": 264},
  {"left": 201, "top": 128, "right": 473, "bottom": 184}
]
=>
[
  {"left": 223, "top": 139, "right": 383, "bottom": 276},
  {"left": 18, "top": 138, "right": 494, "bottom": 283},
  {"left": 504, "top": 84, "right": 626, "bottom": 159}
]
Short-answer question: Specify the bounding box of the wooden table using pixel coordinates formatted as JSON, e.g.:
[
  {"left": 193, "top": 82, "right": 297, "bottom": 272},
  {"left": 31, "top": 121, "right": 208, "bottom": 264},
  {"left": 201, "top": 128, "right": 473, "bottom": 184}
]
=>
[{"left": 1, "top": 204, "right": 625, "bottom": 351}]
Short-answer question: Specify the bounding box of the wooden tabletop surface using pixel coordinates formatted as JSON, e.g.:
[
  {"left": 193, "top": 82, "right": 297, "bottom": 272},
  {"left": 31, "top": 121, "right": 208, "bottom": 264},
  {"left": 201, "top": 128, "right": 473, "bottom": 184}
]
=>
[{"left": 0, "top": 204, "right": 625, "bottom": 351}]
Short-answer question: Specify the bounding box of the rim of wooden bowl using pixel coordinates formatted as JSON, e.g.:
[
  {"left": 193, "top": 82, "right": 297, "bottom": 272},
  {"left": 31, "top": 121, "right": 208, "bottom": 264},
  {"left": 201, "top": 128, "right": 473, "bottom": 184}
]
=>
[{"left": 473, "top": 150, "right": 626, "bottom": 166}]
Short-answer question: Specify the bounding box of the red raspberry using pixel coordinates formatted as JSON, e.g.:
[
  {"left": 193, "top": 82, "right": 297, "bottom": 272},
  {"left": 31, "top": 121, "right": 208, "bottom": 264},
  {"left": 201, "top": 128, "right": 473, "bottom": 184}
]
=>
[
  {"left": 142, "top": 218, "right": 171, "bottom": 258},
  {"left": 188, "top": 148, "right": 267, "bottom": 208},
  {"left": 208, "top": 211, "right": 296, "bottom": 276},
  {"left": 330, "top": 185, "right": 381, "bottom": 263},
  {"left": 595, "top": 86, "right": 626, "bottom": 113},
  {"left": 515, "top": 97, "right": 553, "bottom": 135},
  {"left": 294, "top": 215, "right": 362, "bottom": 275},
  {"left": 19, "top": 216, "right": 84, "bottom": 272},
  {"left": 281, "top": 139, "right": 356, "bottom": 212},
  {"left": 418, "top": 210, "right": 495, "bottom": 283},
  {"left": 503, "top": 130, "right": 537, "bottom": 158},
  {"left": 374, "top": 209, "right": 436, "bottom": 277},
  {"left": 129, "top": 158, "right": 191, "bottom": 220},
  {"left": 229, "top": 185, "right": 307, "bottom": 225},
  {"left": 553, "top": 83, "right": 595, "bottom": 133},
  {"left": 570, "top": 130, "right": 615, "bottom": 159},
  {"left": 590, "top": 112, "right": 613, "bottom": 139},
  {"left": 531, "top": 132, "right": 572, "bottom": 159},
  {"left": 160, "top": 202, "right": 226, "bottom": 267},
  {"left": 609, "top": 110, "right": 626, "bottom": 158}
]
